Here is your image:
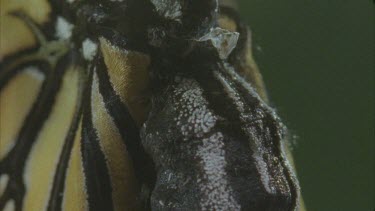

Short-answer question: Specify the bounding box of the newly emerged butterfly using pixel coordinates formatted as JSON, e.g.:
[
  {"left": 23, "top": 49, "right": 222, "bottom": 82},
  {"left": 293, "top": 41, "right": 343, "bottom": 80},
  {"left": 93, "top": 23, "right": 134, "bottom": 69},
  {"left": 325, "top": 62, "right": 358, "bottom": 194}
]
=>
[{"left": 0, "top": 0, "right": 303, "bottom": 210}]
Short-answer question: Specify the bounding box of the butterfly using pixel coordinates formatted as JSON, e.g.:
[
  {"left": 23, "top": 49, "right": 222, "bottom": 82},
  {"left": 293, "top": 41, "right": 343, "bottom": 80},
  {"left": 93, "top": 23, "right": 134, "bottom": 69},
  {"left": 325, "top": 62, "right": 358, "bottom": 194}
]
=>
[{"left": 0, "top": 0, "right": 303, "bottom": 210}]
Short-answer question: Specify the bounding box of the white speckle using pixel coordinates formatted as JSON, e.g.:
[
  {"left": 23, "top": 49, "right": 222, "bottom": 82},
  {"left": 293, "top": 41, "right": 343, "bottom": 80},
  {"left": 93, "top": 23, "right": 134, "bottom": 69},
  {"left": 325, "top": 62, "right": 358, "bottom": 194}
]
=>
[
  {"left": 0, "top": 175, "right": 9, "bottom": 196},
  {"left": 150, "top": 0, "right": 182, "bottom": 20},
  {"left": 168, "top": 173, "right": 172, "bottom": 181},
  {"left": 196, "top": 132, "right": 240, "bottom": 211},
  {"left": 172, "top": 79, "right": 217, "bottom": 138},
  {"left": 25, "top": 66, "right": 45, "bottom": 81},
  {"left": 55, "top": 16, "right": 74, "bottom": 40},
  {"left": 66, "top": 0, "right": 75, "bottom": 3},
  {"left": 159, "top": 200, "right": 164, "bottom": 206},
  {"left": 82, "top": 38, "right": 98, "bottom": 61},
  {"left": 256, "top": 45, "right": 263, "bottom": 53},
  {"left": 3, "top": 199, "right": 15, "bottom": 211},
  {"left": 198, "top": 27, "right": 239, "bottom": 59}
]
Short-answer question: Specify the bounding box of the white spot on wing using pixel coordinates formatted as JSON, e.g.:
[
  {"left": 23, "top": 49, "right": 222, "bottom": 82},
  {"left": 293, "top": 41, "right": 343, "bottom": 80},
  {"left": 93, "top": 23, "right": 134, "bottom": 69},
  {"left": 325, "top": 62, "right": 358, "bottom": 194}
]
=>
[
  {"left": 0, "top": 175, "right": 9, "bottom": 196},
  {"left": 196, "top": 132, "right": 240, "bottom": 211},
  {"left": 25, "top": 67, "right": 45, "bottom": 81},
  {"left": 55, "top": 17, "right": 74, "bottom": 40},
  {"left": 3, "top": 199, "right": 15, "bottom": 211},
  {"left": 82, "top": 38, "right": 98, "bottom": 61}
]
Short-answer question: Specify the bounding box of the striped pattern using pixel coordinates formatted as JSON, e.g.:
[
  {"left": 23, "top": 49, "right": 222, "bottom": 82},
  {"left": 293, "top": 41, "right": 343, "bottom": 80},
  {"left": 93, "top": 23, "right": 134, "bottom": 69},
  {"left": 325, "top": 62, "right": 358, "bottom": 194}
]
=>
[
  {"left": 0, "top": 4, "right": 151, "bottom": 210},
  {"left": 0, "top": 1, "right": 302, "bottom": 210},
  {"left": 22, "top": 63, "right": 81, "bottom": 211},
  {"left": 0, "top": 67, "right": 44, "bottom": 160},
  {"left": 0, "top": 0, "right": 51, "bottom": 60},
  {"left": 61, "top": 120, "right": 88, "bottom": 211}
]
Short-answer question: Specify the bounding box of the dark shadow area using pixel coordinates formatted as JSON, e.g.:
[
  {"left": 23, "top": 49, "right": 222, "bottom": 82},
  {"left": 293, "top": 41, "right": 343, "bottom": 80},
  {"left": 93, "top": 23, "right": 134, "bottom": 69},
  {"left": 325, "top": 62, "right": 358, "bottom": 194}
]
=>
[{"left": 238, "top": 1, "right": 374, "bottom": 210}]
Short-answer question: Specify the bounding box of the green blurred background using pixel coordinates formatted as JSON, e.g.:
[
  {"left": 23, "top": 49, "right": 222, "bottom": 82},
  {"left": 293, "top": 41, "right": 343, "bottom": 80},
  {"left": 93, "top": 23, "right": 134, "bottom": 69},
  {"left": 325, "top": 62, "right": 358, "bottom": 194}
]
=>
[{"left": 237, "top": 1, "right": 374, "bottom": 210}]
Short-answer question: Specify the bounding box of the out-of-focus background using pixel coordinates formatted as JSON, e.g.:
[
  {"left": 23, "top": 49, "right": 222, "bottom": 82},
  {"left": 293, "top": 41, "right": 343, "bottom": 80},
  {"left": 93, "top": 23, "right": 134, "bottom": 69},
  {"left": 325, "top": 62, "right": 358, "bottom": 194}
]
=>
[{"left": 237, "top": 1, "right": 374, "bottom": 210}]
